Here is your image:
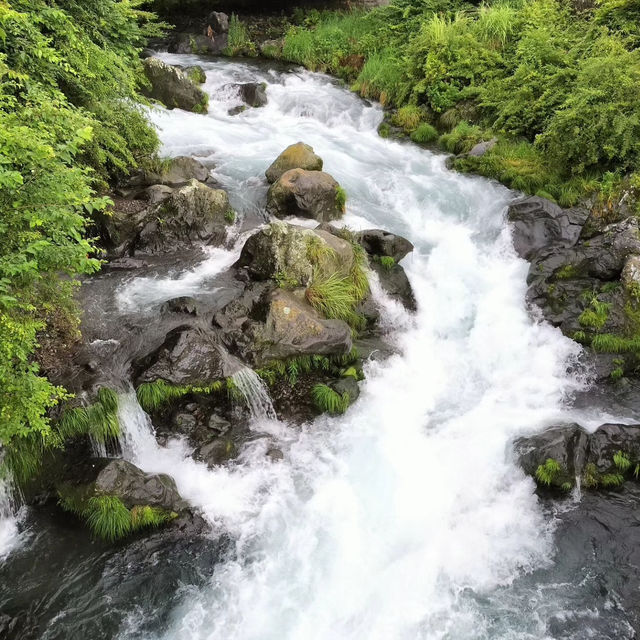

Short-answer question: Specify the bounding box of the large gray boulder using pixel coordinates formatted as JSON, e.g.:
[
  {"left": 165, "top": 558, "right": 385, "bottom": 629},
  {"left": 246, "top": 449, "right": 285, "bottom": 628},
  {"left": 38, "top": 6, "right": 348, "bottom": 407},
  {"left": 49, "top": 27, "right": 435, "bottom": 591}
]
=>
[
  {"left": 266, "top": 169, "right": 345, "bottom": 222},
  {"left": 95, "top": 460, "right": 187, "bottom": 513},
  {"left": 259, "top": 289, "right": 352, "bottom": 360},
  {"left": 142, "top": 57, "right": 208, "bottom": 113},
  {"left": 137, "top": 180, "right": 233, "bottom": 254},
  {"left": 265, "top": 143, "right": 323, "bottom": 184},
  {"left": 142, "top": 156, "right": 209, "bottom": 187},
  {"left": 508, "top": 196, "right": 589, "bottom": 260}
]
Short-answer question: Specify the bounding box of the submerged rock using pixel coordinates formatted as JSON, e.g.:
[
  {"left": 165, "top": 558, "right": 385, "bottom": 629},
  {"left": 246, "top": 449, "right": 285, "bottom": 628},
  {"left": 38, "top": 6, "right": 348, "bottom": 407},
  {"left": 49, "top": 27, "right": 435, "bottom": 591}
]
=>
[
  {"left": 266, "top": 168, "right": 345, "bottom": 222},
  {"left": 237, "top": 82, "right": 267, "bottom": 108},
  {"left": 265, "top": 142, "right": 323, "bottom": 184},
  {"left": 358, "top": 229, "right": 414, "bottom": 262},
  {"left": 142, "top": 58, "right": 208, "bottom": 113}
]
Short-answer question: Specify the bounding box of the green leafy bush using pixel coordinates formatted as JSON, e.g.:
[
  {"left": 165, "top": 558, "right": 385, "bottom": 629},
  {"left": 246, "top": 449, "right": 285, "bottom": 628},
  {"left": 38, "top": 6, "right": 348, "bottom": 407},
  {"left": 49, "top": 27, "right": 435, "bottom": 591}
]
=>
[
  {"left": 411, "top": 123, "right": 439, "bottom": 144},
  {"left": 0, "top": 1, "right": 162, "bottom": 482}
]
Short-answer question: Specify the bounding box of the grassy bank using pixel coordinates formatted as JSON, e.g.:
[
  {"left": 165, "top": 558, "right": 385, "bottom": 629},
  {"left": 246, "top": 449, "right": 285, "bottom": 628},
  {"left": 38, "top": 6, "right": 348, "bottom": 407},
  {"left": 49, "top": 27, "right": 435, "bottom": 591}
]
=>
[
  {"left": 251, "top": 0, "right": 640, "bottom": 212},
  {"left": 0, "top": 1, "right": 163, "bottom": 481}
]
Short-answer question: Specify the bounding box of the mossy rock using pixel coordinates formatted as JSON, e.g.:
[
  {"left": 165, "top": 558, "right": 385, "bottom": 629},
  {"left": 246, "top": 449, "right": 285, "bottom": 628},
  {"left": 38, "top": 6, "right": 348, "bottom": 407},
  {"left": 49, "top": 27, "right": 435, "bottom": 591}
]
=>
[
  {"left": 265, "top": 142, "right": 323, "bottom": 184},
  {"left": 142, "top": 57, "right": 208, "bottom": 114}
]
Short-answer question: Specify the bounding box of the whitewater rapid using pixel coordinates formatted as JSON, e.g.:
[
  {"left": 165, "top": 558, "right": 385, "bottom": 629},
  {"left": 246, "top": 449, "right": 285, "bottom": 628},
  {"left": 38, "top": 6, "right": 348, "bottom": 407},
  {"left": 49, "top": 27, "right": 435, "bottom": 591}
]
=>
[{"left": 120, "top": 56, "right": 591, "bottom": 638}]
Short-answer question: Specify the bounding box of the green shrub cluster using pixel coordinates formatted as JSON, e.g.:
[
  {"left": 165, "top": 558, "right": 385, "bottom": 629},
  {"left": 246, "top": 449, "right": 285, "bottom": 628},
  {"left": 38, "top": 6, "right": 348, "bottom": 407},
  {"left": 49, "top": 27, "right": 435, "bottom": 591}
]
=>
[
  {"left": 0, "top": 1, "right": 162, "bottom": 483},
  {"left": 274, "top": 0, "right": 640, "bottom": 207}
]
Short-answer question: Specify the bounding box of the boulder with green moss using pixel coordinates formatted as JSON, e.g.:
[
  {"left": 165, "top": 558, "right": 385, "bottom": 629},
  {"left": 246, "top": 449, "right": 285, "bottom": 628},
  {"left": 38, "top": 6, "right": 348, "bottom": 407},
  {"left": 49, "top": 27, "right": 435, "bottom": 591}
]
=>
[
  {"left": 57, "top": 459, "right": 187, "bottom": 541},
  {"left": 259, "top": 289, "right": 352, "bottom": 361},
  {"left": 265, "top": 142, "right": 323, "bottom": 184},
  {"left": 142, "top": 57, "right": 209, "bottom": 113},
  {"left": 266, "top": 169, "right": 345, "bottom": 222},
  {"left": 236, "top": 221, "right": 353, "bottom": 286},
  {"left": 514, "top": 422, "right": 640, "bottom": 493}
]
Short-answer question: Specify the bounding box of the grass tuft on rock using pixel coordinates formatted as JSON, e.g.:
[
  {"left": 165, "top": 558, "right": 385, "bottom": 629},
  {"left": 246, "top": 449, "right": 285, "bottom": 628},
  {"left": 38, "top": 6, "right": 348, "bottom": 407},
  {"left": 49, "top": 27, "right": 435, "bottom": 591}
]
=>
[
  {"left": 534, "top": 458, "right": 562, "bottom": 487},
  {"left": 312, "top": 383, "right": 350, "bottom": 415}
]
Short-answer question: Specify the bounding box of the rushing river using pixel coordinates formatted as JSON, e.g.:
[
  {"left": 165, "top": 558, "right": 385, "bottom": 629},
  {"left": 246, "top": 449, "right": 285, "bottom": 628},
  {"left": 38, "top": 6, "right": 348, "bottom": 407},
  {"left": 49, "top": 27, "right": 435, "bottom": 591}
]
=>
[{"left": 1, "top": 55, "right": 637, "bottom": 639}]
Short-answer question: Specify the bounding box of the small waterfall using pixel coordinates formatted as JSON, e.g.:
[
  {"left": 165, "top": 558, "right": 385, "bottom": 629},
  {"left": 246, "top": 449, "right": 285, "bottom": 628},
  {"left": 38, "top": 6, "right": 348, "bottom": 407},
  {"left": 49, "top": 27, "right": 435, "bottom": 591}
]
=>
[
  {"left": 0, "top": 473, "right": 20, "bottom": 560},
  {"left": 231, "top": 368, "right": 277, "bottom": 421},
  {"left": 117, "top": 391, "right": 159, "bottom": 461}
]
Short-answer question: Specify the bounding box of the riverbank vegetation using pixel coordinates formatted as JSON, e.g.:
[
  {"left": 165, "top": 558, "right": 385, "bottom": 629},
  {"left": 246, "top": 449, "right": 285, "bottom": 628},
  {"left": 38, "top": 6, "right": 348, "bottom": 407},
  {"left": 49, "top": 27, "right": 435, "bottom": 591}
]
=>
[
  {"left": 0, "top": 1, "right": 163, "bottom": 481},
  {"left": 263, "top": 0, "right": 640, "bottom": 210}
]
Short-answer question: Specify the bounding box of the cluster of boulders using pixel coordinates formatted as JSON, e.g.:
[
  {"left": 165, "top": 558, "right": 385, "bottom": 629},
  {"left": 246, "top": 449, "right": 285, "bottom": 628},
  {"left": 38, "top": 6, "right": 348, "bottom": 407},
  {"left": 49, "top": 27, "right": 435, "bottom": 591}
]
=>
[
  {"left": 100, "top": 155, "right": 235, "bottom": 258},
  {"left": 509, "top": 195, "right": 640, "bottom": 381},
  {"left": 41, "top": 141, "right": 417, "bottom": 542}
]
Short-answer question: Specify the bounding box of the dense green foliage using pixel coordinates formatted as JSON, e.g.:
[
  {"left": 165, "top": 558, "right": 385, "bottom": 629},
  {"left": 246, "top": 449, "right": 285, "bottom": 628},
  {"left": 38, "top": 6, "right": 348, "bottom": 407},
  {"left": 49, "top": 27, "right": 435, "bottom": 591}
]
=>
[
  {"left": 311, "top": 383, "right": 351, "bottom": 415},
  {"left": 271, "top": 0, "right": 640, "bottom": 207},
  {"left": 0, "top": 1, "right": 162, "bottom": 480}
]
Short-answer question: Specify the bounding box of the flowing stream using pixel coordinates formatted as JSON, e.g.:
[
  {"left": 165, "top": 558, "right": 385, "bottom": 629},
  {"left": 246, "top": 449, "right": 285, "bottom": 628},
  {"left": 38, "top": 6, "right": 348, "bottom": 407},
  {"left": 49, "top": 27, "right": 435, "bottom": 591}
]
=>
[
  {"left": 3, "top": 55, "right": 637, "bottom": 639},
  {"left": 119, "top": 55, "right": 588, "bottom": 639}
]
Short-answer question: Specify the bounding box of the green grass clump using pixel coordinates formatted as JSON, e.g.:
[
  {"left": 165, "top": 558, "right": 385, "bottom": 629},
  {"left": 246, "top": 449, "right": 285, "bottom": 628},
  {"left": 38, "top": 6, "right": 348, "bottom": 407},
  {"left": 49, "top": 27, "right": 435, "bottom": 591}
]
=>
[
  {"left": 555, "top": 264, "right": 580, "bottom": 280},
  {"left": 225, "top": 209, "right": 237, "bottom": 224},
  {"left": 380, "top": 256, "right": 395, "bottom": 271},
  {"left": 392, "top": 105, "right": 423, "bottom": 133},
  {"left": 136, "top": 379, "right": 225, "bottom": 413},
  {"left": 130, "top": 505, "right": 178, "bottom": 529},
  {"left": 411, "top": 123, "right": 438, "bottom": 144},
  {"left": 578, "top": 297, "right": 610, "bottom": 330},
  {"left": 583, "top": 462, "right": 600, "bottom": 488},
  {"left": 60, "top": 491, "right": 178, "bottom": 542},
  {"left": 84, "top": 496, "right": 132, "bottom": 542},
  {"left": 57, "top": 388, "right": 120, "bottom": 443},
  {"left": 600, "top": 473, "right": 625, "bottom": 488},
  {"left": 306, "top": 273, "right": 361, "bottom": 327},
  {"left": 614, "top": 450, "right": 632, "bottom": 473},
  {"left": 439, "top": 122, "right": 487, "bottom": 155},
  {"left": 224, "top": 14, "right": 255, "bottom": 57},
  {"left": 534, "top": 458, "right": 562, "bottom": 486},
  {"left": 312, "top": 384, "right": 350, "bottom": 415},
  {"left": 335, "top": 186, "right": 347, "bottom": 212},
  {"left": 591, "top": 334, "right": 640, "bottom": 354}
]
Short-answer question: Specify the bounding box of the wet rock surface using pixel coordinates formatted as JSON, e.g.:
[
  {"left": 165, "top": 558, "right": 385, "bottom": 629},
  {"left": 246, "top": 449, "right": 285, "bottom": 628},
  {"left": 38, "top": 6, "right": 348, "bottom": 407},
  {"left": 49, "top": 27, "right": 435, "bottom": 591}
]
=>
[{"left": 266, "top": 168, "right": 345, "bottom": 222}]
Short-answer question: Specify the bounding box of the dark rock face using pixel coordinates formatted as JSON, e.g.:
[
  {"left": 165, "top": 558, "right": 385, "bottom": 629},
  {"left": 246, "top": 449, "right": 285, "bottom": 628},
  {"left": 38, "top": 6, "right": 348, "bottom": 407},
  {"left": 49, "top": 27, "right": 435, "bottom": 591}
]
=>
[
  {"left": 136, "top": 180, "right": 231, "bottom": 254},
  {"left": 237, "top": 82, "right": 267, "bottom": 108},
  {"left": 507, "top": 196, "right": 589, "bottom": 260},
  {"left": 103, "top": 180, "right": 232, "bottom": 258},
  {"left": 135, "top": 327, "right": 228, "bottom": 386},
  {"left": 266, "top": 169, "right": 344, "bottom": 222},
  {"left": 514, "top": 422, "right": 640, "bottom": 487},
  {"left": 358, "top": 229, "right": 414, "bottom": 262},
  {"left": 371, "top": 261, "right": 417, "bottom": 311},
  {"left": 95, "top": 460, "right": 187, "bottom": 512},
  {"left": 142, "top": 58, "right": 208, "bottom": 113}
]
